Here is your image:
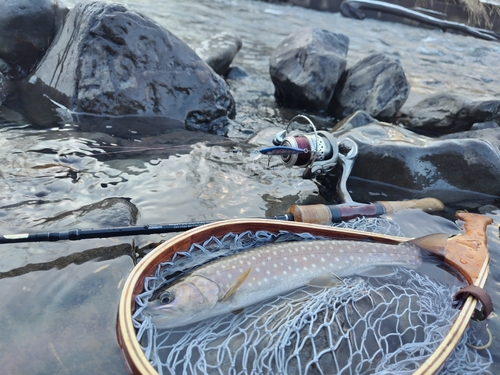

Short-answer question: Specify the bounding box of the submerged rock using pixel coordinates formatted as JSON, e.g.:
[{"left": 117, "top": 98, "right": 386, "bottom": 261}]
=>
[
  {"left": 317, "top": 122, "right": 500, "bottom": 202},
  {"left": 269, "top": 27, "right": 349, "bottom": 111},
  {"left": 21, "top": 0, "right": 236, "bottom": 134},
  {"left": 405, "top": 93, "right": 500, "bottom": 135},
  {"left": 195, "top": 31, "right": 242, "bottom": 76},
  {"left": 331, "top": 53, "right": 410, "bottom": 120},
  {"left": 0, "top": 0, "right": 68, "bottom": 77},
  {"left": 36, "top": 197, "right": 139, "bottom": 229}
]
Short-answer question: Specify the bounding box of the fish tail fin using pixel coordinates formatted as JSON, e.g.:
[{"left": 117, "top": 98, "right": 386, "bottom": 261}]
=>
[{"left": 406, "top": 233, "right": 450, "bottom": 257}]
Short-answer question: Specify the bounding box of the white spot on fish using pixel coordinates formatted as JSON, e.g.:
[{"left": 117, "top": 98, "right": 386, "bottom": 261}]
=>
[
  {"left": 283, "top": 271, "right": 287, "bottom": 275},
  {"left": 256, "top": 267, "right": 260, "bottom": 272},
  {"left": 301, "top": 246, "right": 305, "bottom": 250},
  {"left": 273, "top": 276, "right": 278, "bottom": 280},
  {"left": 239, "top": 260, "right": 244, "bottom": 265},
  {"left": 252, "top": 256, "right": 256, "bottom": 261},
  {"left": 248, "top": 282, "right": 253, "bottom": 287},
  {"left": 302, "top": 256, "right": 307, "bottom": 261},
  {"left": 274, "top": 264, "right": 278, "bottom": 268},
  {"left": 335, "top": 257, "right": 340, "bottom": 262},
  {"left": 294, "top": 259, "right": 298, "bottom": 263},
  {"left": 350, "top": 256, "right": 354, "bottom": 260},
  {"left": 227, "top": 273, "right": 232, "bottom": 279},
  {"left": 264, "top": 278, "right": 268, "bottom": 283},
  {"left": 312, "top": 264, "right": 316, "bottom": 268},
  {"left": 266, "top": 270, "right": 271, "bottom": 275},
  {"left": 321, "top": 257, "right": 325, "bottom": 262},
  {"left": 258, "top": 281, "right": 262, "bottom": 286},
  {"left": 288, "top": 266, "right": 292, "bottom": 270}
]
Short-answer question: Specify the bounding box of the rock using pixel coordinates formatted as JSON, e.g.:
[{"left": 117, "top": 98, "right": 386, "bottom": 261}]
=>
[
  {"left": 332, "top": 110, "right": 379, "bottom": 131},
  {"left": 0, "top": 72, "right": 7, "bottom": 105},
  {"left": 316, "top": 122, "right": 500, "bottom": 202},
  {"left": 406, "top": 93, "right": 500, "bottom": 135},
  {"left": 0, "top": 0, "right": 69, "bottom": 77},
  {"left": 269, "top": 27, "right": 349, "bottom": 111},
  {"left": 21, "top": 0, "right": 236, "bottom": 134},
  {"left": 195, "top": 31, "right": 242, "bottom": 76},
  {"left": 331, "top": 53, "right": 411, "bottom": 120},
  {"left": 36, "top": 197, "right": 139, "bottom": 229}
]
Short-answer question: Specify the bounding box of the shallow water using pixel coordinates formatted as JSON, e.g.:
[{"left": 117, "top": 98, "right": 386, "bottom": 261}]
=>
[{"left": 0, "top": 0, "right": 499, "bottom": 374}]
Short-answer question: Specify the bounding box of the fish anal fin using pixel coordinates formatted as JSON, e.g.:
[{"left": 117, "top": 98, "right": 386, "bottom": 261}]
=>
[
  {"left": 307, "top": 274, "right": 342, "bottom": 288},
  {"left": 408, "top": 233, "right": 449, "bottom": 257},
  {"left": 221, "top": 267, "right": 252, "bottom": 302}
]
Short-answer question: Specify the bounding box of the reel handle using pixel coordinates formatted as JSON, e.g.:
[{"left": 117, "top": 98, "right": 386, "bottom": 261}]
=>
[{"left": 287, "top": 198, "right": 445, "bottom": 224}]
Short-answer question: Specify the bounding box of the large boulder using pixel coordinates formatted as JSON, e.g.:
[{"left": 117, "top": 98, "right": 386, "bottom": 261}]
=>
[
  {"left": 316, "top": 121, "right": 500, "bottom": 203},
  {"left": 21, "top": 0, "right": 236, "bottom": 134},
  {"left": 195, "top": 31, "right": 242, "bottom": 76},
  {"left": 405, "top": 93, "right": 500, "bottom": 135},
  {"left": 331, "top": 53, "right": 410, "bottom": 120},
  {"left": 0, "top": 0, "right": 68, "bottom": 77},
  {"left": 269, "top": 27, "right": 349, "bottom": 111}
]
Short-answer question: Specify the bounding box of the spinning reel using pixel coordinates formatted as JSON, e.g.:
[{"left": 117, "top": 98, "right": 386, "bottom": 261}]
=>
[{"left": 260, "top": 115, "right": 357, "bottom": 184}]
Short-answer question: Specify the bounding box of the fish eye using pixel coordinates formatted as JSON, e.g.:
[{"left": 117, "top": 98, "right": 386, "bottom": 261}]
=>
[{"left": 159, "top": 291, "right": 175, "bottom": 305}]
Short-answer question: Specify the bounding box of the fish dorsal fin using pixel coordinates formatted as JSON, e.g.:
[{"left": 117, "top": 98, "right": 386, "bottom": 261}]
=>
[
  {"left": 408, "top": 233, "right": 449, "bottom": 257},
  {"left": 221, "top": 267, "right": 252, "bottom": 302},
  {"left": 307, "top": 273, "right": 343, "bottom": 288}
]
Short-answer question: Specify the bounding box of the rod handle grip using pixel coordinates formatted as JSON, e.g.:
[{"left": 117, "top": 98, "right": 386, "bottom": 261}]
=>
[{"left": 377, "top": 198, "right": 444, "bottom": 214}]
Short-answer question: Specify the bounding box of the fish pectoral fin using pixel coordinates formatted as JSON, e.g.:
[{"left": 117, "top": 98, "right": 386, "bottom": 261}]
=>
[
  {"left": 307, "top": 274, "right": 342, "bottom": 288},
  {"left": 221, "top": 267, "right": 252, "bottom": 302},
  {"left": 231, "top": 307, "right": 245, "bottom": 315},
  {"left": 407, "top": 233, "right": 449, "bottom": 257}
]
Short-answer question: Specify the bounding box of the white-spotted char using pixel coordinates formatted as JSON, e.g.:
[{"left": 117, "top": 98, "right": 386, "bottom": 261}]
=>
[{"left": 144, "top": 236, "right": 440, "bottom": 329}]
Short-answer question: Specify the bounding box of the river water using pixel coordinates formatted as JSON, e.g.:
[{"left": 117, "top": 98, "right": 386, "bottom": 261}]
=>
[{"left": 0, "top": 0, "right": 499, "bottom": 374}]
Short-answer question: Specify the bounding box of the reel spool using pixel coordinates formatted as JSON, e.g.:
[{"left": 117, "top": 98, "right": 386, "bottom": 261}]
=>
[{"left": 272, "top": 115, "right": 339, "bottom": 179}]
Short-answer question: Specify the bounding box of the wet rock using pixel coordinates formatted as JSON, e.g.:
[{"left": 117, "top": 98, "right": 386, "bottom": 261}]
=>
[
  {"left": 331, "top": 53, "right": 410, "bottom": 120},
  {"left": 269, "top": 27, "right": 349, "bottom": 111},
  {"left": 36, "top": 197, "right": 139, "bottom": 229},
  {"left": 0, "top": 72, "right": 7, "bottom": 105},
  {"left": 317, "top": 122, "right": 500, "bottom": 202},
  {"left": 21, "top": 0, "right": 236, "bottom": 134},
  {"left": 195, "top": 31, "right": 242, "bottom": 76},
  {"left": 226, "top": 66, "right": 249, "bottom": 80},
  {"left": 332, "top": 110, "right": 379, "bottom": 131},
  {"left": 406, "top": 93, "right": 500, "bottom": 135},
  {"left": 0, "top": 0, "right": 69, "bottom": 77}
]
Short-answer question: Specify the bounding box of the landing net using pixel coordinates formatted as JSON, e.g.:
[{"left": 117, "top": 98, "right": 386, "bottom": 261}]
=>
[{"left": 133, "top": 226, "right": 492, "bottom": 375}]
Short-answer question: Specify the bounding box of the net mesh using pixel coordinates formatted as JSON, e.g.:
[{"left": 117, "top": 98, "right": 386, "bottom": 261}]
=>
[{"left": 133, "top": 219, "right": 492, "bottom": 375}]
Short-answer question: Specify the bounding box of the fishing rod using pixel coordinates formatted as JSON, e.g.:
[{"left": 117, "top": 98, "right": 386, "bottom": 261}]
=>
[{"left": 0, "top": 198, "right": 443, "bottom": 244}]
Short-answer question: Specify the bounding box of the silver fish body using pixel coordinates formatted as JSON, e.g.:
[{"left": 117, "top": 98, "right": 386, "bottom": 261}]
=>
[{"left": 144, "top": 239, "right": 423, "bottom": 328}]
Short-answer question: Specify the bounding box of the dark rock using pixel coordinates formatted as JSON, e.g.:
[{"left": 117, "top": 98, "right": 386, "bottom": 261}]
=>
[
  {"left": 0, "top": 72, "right": 7, "bottom": 105},
  {"left": 331, "top": 53, "right": 410, "bottom": 120},
  {"left": 36, "top": 197, "right": 139, "bottom": 229},
  {"left": 21, "top": 0, "right": 236, "bottom": 134},
  {"left": 226, "top": 66, "right": 249, "bottom": 80},
  {"left": 439, "top": 127, "right": 500, "bottom": 151},
  {"left": 195, "top": 31, "right": 242, "bottom": 76},
  {"left": 406, "top": 93, "right": 500, "bottom": 135},
  {"left": 332, "top": 110, "right": 379, "bottom": 131},
  {"left": 0, "top": 0, "right": 69, "bottom": 77},
  {"left": 317, "top": 122, "right": 500, "bottom": 202},
  {"left": 471, "top": 121, "right": 499, "bottom": 131},
  {"left": 269, "top": 28, "right": 349, "bottom": 111}
]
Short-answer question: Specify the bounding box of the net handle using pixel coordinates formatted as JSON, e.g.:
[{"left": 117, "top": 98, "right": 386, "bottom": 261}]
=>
[{"left": 413, "top": 212, "right": 493, "bottom": 375}]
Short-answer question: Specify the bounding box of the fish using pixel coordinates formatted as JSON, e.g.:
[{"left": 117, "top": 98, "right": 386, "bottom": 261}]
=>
[{"left": 143, "top": 234, "right": 446, "bottom": 329}]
